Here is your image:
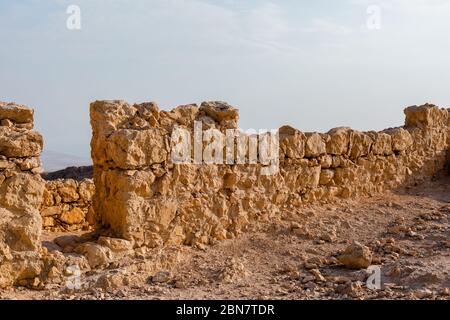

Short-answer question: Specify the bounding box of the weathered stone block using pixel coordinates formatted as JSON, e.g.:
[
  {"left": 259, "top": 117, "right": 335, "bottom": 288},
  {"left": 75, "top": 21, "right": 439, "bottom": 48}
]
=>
[
  {"left": 305, "top": 133, "right": 326, "bottom": 158},
  {"left": 371, "top": 132, "right": 392, "bottom": 155},
  {"left": 0, "top": 102, "right": 34, "bottom": 124},
  {"left": 0, "top": 128, "right": 43, "bottom": 158},
  {"left": 405, "top": 104, "right": 448, "bottom": 128},
  {"left": 279, "top": 126, "right": 305, "bottom": 159},
  {"left": 349, "top": 131, "right": 373, "bottom": 159},
  {"left": 385, "top": 128, "right": 413, "bottom": 152},
  {"left": 326, "top": 127, "right": 352, "bottom": 155}
]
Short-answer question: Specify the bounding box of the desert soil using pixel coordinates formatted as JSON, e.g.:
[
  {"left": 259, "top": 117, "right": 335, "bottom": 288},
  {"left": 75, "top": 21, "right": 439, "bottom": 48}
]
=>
[{"left": 1, "top": 175, "right": 449, "bottom": 300}]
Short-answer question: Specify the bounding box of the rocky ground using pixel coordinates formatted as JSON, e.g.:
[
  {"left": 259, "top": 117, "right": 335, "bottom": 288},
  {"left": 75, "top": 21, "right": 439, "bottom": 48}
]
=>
[{"left": 1, "top": 174, "right": 449, "bottom": 300}]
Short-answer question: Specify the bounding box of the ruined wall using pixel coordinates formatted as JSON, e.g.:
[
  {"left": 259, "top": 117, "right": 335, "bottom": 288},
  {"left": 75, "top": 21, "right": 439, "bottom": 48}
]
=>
[
  {"left": 0, "top": 102, "right": 45, "bottom": 288},
  {"left": 91, "top": 101, "right": 450, "bottom": 248},
  {"left": 41, "top": 179, "right": 95, "bottom": 231}
]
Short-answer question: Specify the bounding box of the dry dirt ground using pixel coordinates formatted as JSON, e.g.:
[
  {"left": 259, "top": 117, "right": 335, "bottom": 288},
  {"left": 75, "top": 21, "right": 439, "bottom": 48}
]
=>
[{"left": 1, "top": 175, "right": 449, "bottom": 300}]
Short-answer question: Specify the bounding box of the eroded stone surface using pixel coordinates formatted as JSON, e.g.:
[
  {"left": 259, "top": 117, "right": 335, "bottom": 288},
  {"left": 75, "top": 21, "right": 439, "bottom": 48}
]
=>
[
  {"left": 90, "top": 101, "right": 450, "bottom": 249},
  {"left": 0, "top": 102, "right": 44, "bottom": 288}
]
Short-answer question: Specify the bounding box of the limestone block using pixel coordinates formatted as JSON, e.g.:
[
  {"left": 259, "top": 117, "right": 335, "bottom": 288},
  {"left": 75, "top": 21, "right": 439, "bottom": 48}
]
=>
[
  {"left": 305, "top": 133, "right": 326, "bottom": 158},
  {"left": 326, "top": 127, "right": 352, "bottom": 155}
]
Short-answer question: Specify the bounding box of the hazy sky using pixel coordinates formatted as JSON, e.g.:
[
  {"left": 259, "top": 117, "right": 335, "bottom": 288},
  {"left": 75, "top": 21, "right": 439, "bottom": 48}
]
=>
[{"left": 1, "top": 0, "right": 450, "bottom": 160}]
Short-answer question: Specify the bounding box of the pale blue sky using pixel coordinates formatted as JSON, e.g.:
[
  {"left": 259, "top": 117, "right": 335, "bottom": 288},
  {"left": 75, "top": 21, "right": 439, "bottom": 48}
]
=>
[{"left": 1, "top": 0, "right": 450, "bottom": 161}]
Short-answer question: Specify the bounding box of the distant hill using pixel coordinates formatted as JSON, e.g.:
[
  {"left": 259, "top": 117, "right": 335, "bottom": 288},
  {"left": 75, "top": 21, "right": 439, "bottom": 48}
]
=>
[
  {"left": 41, "top": 150, "right": 91, "bottom": 172},
  {"left": 42, "top": 165, "right": 93, "bottom": 181}
]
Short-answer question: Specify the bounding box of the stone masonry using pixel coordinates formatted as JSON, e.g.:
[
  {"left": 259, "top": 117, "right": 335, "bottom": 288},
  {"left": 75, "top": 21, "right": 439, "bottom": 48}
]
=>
[
  {"left": 0, "top": 102, "right": 45, "bottom": 288},
  {"left": 41, "top": 179, "right": 95, "bottom": 231},
  {"left": 90, "top": 101, "right": 449, "bottom": 248}
]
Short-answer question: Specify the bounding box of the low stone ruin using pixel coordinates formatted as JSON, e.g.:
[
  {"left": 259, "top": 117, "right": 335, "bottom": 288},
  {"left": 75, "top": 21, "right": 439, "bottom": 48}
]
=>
[
  {"left": 0, "top": 100, "right": 449, "bottom": 289},
  {"left": 90, "top": 101, "right": 449, "bottom": 248}
]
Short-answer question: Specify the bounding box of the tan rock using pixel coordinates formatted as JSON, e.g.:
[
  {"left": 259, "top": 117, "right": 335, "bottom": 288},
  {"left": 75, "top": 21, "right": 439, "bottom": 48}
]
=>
[
  {"left": 0, "top": 173, "right": 44, "bottom": 212},
  {"left": 60, "top": 208, "right": 85, "bottom": 225},
  {"left": 42, "top": 216, "right": 55, "bottom": 227},
  {"left": 0, "top": 103, "right": 34, "bottom": 124},
  {"left": 78, "top": 179, "right": 95, "bottom": 202},
  {"left": 386, "top": 128, "right": 413, "bottom": 152},
  {"left": 0, "top": 128, "right": 43, "bottom": 158},
  {"left": 319, "top": 169, "right": 334, "bottom": 185},
  {"left": 0, "top": 119, "right": 13, "bottom": 127},
  {"left": 18, "top": 157, "right": 41, "bottom": 171},
  {"left": 86, "top": 207, "right": 97, "bottom": 226},
  {"left": 0, "top": 102, "right": 45, "bottom": 289},
  {"left": 41, "top": 188, "right": 54, "bottom": 207},
  {"left": 199, "top": 101, "right": 238, "bottom": 125},
  {"left": 75, "top": 243, "right": 112, "bottom": 268},
  {"left": 305, "top": 133, "right": 326, "bottom": 158},
  {"left": 41, "top": 206, "right": 61, "bottom": 217},
  {"left": 95, "top": 128, "right": 167, "bottom": 169},
  {"left": 371, "top": 132, "right": 392, "bottom": 155},
  {"left": 54, "top": 235, "right": 81, "bottom": 248},
  {"left": 405, "top": 104, "right": 448, "bottom": 128},
  {"left": 89, "top": 100, "right": 450, "bottom": 250},
  {"left": 349, "top": 131, "right": 372, "bottom": 159},
  {"left": 0, "top": 160, "right": 14, "bottom": 170},
  {"left": 318, "top": 154, "right": 333, "bottom": 168},
  {"left": 338, "top": 241, "right": 372, "bottom": 269},
  {"left": 326, "top": 127, "right": 352, "bottom": 155},
  {"left": 58, "top": 180, "right": 79, "bottom": 202},
  {"left": 279, "top": 126, "right": 305, "bottom": 159}
]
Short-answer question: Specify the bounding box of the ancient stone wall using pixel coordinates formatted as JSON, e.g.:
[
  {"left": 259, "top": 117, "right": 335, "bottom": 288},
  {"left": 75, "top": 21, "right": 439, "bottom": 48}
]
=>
[
  {"left": 91, "top": 101, "right": 450, "bottom": 248},
  {"left": 0, "top": 102, "right": 45, "bottom": 288},
  {"left": 41, "top": 179, "right": 95, "bottom": 231}
]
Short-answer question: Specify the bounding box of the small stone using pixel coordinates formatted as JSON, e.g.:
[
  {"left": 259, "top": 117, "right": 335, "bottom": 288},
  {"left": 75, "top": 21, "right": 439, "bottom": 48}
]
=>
[
  {"left": 415, "top": 289, "right": 433, "bottom": 299},
  {"left": 47, "top": 266, "right": 61, "bottom": 279},
  {"left": 151, "top": 271, "right": 171, "bottom": 284},
  {"left": 302, "top": 275, "right": 315, "bottom": 283},
  {"left": 31, "top": 277, "right": 40, "bottom": 288},
  {"left": 336, "top": 281, "right": 362, "bottom": 297},
  {"left": 338, "top": 241, "right": 372, "bottom": 269},
  {"left": 310, "top": 269, "right": 326, "bottom": 282},
  {"left": 320, "top": 231, "right": 337, "bottom": 243},
  {"left": 175, "top": 280, "right": 187, "bottom": 289}
]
